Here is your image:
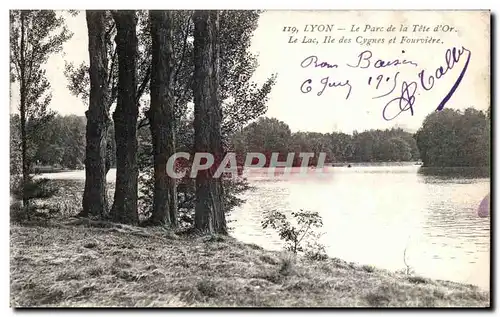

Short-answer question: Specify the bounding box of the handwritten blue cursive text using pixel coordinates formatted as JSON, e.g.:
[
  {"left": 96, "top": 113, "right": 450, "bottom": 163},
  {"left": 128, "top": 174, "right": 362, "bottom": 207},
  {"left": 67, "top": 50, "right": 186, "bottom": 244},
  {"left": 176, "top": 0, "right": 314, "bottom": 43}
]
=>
[
  {"left": 347, "top": 50, "right": 418, "bottom": 69},
  {"left": 299, "top": 47, "right": 471, "bottom": 121},
  {"left": 301, "top": 55, "right": 339, "bottom": 69},
  {"left": 301, "top": 77, "right": 352, "bottom": 99}
]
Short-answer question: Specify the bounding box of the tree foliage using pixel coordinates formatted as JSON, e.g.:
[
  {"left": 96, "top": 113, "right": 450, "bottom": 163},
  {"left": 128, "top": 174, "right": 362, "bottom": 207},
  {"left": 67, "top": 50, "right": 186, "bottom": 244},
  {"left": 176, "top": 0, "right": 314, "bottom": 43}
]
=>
[
  {"left": 10, "top": 114, "right": 114, "bottom": 171},
  {"left": 416, "top": 108, "right": 490, "bottom": 167},
  {"left": 10, "top": 10, "right": 73, "bottom": 170},
  {"left": 34, "top": 115, "right": 86, "bottom": 169}
]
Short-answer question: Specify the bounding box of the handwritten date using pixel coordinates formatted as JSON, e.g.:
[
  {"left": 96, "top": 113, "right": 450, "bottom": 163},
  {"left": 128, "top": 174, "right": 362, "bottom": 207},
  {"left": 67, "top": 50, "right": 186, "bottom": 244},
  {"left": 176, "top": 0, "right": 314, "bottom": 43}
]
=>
[{"left": 301, "top": 77, "right": 352, "bottom": 99}]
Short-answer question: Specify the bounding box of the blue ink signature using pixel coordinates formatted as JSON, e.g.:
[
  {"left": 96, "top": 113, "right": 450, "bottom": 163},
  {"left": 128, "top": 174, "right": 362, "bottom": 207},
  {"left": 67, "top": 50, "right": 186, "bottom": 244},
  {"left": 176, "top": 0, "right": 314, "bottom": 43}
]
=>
[
  {"left": 382, "top": 46, "right": 471, "bottom": 120},
  {"left": 418, "top": 47, "right": 471, "bottom": 111},
  {"left": 382, "top": 81, "right": 417, "bottom": 120}
]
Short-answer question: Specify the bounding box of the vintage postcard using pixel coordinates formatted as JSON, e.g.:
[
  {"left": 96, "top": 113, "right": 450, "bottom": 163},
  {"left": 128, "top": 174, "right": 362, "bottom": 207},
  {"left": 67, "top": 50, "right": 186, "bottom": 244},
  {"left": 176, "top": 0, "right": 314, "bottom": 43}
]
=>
[{"left": 9, "top": 10, "right": 490, "bottom": 308}]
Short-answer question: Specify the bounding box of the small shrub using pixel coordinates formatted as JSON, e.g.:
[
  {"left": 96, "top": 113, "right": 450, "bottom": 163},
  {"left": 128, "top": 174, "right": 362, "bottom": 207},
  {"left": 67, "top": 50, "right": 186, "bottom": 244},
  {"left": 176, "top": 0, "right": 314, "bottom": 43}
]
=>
[
  {"left": 304, "top": 240, "right": 328, "bottom": 261},
  {"left": 261, "top": 209, "right": 325, "bottom": 255},
  {"left": 11, "top": 177, "right": 59, "bottom": 202}
]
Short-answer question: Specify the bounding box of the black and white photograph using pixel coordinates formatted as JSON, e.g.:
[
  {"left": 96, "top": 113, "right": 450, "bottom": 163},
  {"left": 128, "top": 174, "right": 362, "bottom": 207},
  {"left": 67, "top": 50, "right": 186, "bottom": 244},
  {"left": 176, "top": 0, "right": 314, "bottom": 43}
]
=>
[{"left": 8, "top": 8, "right": 491, "bottom": 308}]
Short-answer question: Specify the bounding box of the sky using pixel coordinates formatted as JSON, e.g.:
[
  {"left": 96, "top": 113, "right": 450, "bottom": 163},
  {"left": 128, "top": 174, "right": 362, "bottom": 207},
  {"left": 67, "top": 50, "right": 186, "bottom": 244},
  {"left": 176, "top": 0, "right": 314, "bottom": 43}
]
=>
[{"left": 10, "top": 10, "right": 490, "bottom": 134}]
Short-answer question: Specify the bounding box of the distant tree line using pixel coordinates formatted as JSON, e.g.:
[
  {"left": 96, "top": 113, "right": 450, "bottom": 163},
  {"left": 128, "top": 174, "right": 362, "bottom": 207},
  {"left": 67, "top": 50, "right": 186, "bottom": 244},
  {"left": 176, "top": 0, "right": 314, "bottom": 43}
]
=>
[
  {"left": 230, "top": 107, "right": 490, "bottom": 168},
  {"left": 10, "top": 114, "right": 117, "bottom": 171},
  {"left": 231, "top": 117, "right": 420, "bottom": 166},
  {"left": 10, "top": 113, "right": 422, "bottom": 174},
  {"left": 13, "top": 107, "right": 489, "bottom": 174}
]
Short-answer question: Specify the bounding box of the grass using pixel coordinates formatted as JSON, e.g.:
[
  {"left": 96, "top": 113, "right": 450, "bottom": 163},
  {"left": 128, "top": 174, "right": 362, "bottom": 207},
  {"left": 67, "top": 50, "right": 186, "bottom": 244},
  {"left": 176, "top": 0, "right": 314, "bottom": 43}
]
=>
[{"left": 10, "top": 220, "right": 490, "bottom": 307}]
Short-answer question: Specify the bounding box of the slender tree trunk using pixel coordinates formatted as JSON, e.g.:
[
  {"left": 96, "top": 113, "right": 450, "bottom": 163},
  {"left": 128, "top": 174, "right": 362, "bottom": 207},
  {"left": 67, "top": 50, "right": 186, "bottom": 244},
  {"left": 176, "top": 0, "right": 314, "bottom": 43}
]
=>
[
  {"left": 110, "top": 10, "right": 139, "bottom": 224},
  {"left": 193, "top": 10, "right": 227, "bottom": 234},
  {"left": 81, "top": 10, "right": 110, "bottom": 218},
  {"left": 19, "top": 11, "right": 29, "bottom": 216},
  {"left": 149, "top": 10, "right": 178, "bottom": 227}
]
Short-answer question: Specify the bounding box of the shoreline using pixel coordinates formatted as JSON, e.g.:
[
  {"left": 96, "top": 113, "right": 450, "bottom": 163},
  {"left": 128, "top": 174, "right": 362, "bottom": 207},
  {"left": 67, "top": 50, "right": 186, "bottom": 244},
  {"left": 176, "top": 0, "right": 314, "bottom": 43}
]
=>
[{"left": 230, "top": 234, "right": 490, "bottom": 293}]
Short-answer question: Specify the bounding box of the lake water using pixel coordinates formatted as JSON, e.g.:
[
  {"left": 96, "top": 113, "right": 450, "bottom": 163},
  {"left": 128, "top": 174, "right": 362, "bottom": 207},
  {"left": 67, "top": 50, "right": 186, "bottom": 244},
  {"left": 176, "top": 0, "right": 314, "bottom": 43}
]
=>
[
  {"left": 40, "top": 165, "right": 490, "bottom": 290},
  {"left": 228, "top": 165, "right": 490, "bottom": 290}
]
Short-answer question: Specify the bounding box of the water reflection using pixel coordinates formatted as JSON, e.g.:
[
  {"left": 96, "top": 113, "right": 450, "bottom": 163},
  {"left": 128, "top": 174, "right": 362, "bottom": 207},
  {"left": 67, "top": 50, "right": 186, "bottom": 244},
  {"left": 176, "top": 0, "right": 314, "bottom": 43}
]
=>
[{"left": 418, "top": 166, "right": 490, "bottom": 179}]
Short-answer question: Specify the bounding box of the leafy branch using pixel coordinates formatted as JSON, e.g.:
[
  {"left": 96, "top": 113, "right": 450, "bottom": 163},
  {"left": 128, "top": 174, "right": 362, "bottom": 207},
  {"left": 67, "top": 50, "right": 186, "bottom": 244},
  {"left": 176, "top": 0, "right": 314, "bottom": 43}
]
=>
[{"left": 262, "top": 209, "right": 324, "bottom": 255}]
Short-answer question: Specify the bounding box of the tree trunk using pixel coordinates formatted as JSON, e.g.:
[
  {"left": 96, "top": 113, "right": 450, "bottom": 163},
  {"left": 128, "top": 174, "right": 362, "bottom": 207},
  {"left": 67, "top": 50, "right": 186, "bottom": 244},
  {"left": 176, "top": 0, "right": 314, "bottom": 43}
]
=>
[
  {"left": 81, "top": 10, "right": 110, "bottom": 218},
  {"left": 110, "top": 10, "right": 139, "bottom": 225},
  {"left": 19, "top": 11, "right": 29, "bottom": 216},
  {"left": 149, "top": 10, "right": 178, "bottom": 227},
  {"left": 193, "top": 10, "right": 227, "bottom": 234}
]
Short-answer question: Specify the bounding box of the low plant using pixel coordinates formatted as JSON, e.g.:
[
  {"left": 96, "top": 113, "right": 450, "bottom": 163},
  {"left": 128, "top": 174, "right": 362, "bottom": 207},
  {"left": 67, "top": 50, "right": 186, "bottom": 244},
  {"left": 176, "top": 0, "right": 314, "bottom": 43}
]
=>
[
  {"left": 304, "top": 239, "right": 328, "bottom": 261},
  {"left": 396, "top": 245, "right": 415, "bottom": 276},
  {"left": 261, "top": 209, "right": 324, "bottom": 256}
]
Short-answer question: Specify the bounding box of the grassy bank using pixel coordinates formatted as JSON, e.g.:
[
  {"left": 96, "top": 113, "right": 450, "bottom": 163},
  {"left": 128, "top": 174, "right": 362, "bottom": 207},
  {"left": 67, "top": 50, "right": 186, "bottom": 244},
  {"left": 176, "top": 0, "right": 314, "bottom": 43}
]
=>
[{"left": 10, "top": 220, "right": 490, "bottom": 307}]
